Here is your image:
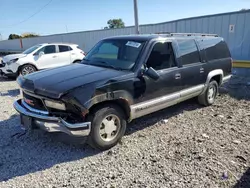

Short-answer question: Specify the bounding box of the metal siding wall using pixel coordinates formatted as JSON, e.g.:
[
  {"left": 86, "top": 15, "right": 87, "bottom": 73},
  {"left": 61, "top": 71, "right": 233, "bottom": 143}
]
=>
[
  {"left": 241, "top": 12, "right": 250, "bottom": 60},
  {"left": 0, "top": 11, "right": 249, "bottom": 60}
]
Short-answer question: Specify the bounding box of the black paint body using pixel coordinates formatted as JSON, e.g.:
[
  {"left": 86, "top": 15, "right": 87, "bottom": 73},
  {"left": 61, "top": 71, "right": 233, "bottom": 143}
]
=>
[{"left": 17, "top": 34, "right": 232, "bottom": 122}]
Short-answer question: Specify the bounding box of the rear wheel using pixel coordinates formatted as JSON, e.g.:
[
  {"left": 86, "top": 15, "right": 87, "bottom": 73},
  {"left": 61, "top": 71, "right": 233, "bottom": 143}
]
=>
[
  {"left": 198, "top": 80, "right": 218, "bottom": 106},
  {"left": 87, "top": 104, "right": 127, "bottom": 150},
  {"left": 20, "top": 64, "right": 37, "bottom": 76}
]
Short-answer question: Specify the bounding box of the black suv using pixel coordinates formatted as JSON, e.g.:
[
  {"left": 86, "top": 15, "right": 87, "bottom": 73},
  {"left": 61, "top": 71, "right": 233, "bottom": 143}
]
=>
[{"left": 14, "top": 33, "right": 232, "bottom": 150}]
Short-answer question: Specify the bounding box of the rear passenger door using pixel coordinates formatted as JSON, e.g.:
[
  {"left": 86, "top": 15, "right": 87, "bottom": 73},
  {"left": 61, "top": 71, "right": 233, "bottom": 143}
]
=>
[
  {"left": 176, "top": 39, "right": 206, "bottom": 90},
  {"left": 56, "top": 45, "right": 72, "bottom": 66},
  {"left": 196, "top": 38, "right": 232, "bottom": 78}
]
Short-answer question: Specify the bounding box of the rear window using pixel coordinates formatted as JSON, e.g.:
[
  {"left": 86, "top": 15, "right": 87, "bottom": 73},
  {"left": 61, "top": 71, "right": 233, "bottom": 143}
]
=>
[
  {"left": 77, "top": 46, "right": 83, "bottom": 50},
  {"left": 196, "top": 38, "right": 231, "bottom": 61},
  {"left": 59, "top": 45, "right": 72, "bottom": 52},
  {"left": 177, "top": 39, "right": 200, "bottom": 65}
]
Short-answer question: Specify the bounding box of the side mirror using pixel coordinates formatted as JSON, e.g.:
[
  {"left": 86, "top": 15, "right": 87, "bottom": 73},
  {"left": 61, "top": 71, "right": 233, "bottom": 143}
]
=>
[
  {"left": 144, "top": 67, "right": 160, "bottom": 80},
  {"left": 38, "top": 51, "right": 44, "bottom": 57}
]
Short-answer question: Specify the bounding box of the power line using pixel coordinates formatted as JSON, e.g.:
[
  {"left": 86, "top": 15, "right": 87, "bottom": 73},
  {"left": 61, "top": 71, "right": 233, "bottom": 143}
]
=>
[{"left": 3, "top": 0, "right": 53, "bottom": 28}]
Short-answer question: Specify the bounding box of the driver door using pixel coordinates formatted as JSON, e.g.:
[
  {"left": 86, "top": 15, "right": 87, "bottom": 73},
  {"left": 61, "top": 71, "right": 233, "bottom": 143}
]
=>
[
  {"left": 136, "top": 41, "right": 182, "bottom": 103},
  {"left": 33, "top": 45, "right": 58, "bottom": 69}
]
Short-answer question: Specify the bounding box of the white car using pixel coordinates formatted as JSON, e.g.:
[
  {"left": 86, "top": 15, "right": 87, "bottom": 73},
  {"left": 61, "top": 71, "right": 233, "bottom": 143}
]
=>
[{"left": 0, "top": 43, "right": 85, "bottom": 77}]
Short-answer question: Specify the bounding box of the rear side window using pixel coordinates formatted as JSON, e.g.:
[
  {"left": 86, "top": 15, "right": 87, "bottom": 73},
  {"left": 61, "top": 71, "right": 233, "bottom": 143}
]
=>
[
  {"left": 59, "top": 45, "right": 71, "bottom": 52},
  {"left": 177, "top": 39, "right": 200, "bottom": 65},
  {"left": 196, "top": 38, "right": 231, "bottom": 61}
]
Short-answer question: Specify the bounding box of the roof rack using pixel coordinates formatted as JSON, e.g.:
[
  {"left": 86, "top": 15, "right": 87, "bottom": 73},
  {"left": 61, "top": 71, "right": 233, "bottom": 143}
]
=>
[{"left": 155, "top": 32, "right": 218, "bottom": 37}]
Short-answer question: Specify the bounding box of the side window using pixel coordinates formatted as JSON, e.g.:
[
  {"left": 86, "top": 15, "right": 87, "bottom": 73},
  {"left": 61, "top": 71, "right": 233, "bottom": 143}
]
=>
[
  {"left": 197, "top": 38, "right": 231, "bottom": 61},
  {"left": 146, "top": 42, "right": 176, "bottom": 70},
  {"left": 37, "top": 45, "right": 56, "bottom": 54},
  {"left": 177, "top": 39, "right": 200, "bottom": 65},
  {"left": 95, "top": 43, "right": 118, "bottom": 59},
  {"left": 59, "top": 45, "right": 71, "bottom": 52}
]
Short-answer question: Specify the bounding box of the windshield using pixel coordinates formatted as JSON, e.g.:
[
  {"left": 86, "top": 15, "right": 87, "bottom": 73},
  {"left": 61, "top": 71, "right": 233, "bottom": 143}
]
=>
[
  {"left": 82, "top": 39, "right": 146, "bottom": 70},
  {"left": 22, "top": 45, "right": 42, "bottom": 54}
]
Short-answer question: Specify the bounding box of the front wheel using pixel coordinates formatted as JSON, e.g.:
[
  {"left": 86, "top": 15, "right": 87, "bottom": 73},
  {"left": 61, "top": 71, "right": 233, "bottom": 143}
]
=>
[
  {"left": 20, "top": 64, "right": 37, "bottom": 76},
  {"left": 198, "top": 80, "right": 218, "bottom": 106},
  {"left": 87, "top": 104, "right": 127, "bottom": 150},
  {"left": 73, "top": 60, "right": 81, "bottom": 64}
]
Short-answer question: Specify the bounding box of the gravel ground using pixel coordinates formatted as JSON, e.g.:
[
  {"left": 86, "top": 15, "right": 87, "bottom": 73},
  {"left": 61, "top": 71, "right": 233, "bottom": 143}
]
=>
[{"left": 0, "top": 75, "right": 249, "bottom": 188}]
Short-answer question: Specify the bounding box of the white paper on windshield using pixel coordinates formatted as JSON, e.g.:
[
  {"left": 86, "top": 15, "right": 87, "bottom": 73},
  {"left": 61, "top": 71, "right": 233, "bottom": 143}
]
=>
[{"left": 126, "top": 41, "right": 141, "bottom": 48}]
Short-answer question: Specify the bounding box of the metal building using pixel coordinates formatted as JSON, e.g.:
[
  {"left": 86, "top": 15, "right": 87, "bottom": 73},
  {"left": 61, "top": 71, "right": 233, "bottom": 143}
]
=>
[{"left": 0, "top": 10, "right": 249, "bottom": 61}]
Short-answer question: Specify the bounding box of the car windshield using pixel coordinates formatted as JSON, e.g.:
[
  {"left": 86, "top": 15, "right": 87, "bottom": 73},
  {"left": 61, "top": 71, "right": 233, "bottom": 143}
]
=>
[
  {"left": 82, "top": 39, "right": 146, "bottom": 70},
  {"left": 22, "top": 45, "right": 42, "bottom": 54}
]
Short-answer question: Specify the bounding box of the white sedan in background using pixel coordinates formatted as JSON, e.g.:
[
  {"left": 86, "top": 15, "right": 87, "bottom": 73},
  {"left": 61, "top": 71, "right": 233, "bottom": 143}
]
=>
[{"left": 0, "top": 43, "right": 85, "bottom": 77}]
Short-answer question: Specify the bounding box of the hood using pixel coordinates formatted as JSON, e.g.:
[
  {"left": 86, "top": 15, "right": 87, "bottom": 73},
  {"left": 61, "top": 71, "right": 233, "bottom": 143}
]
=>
[
  {"left": 3, "top": 54, "right": 27, "bottom": 62},
  {"left": 18, "top": 63, "right": 129, "bottom": 99}
]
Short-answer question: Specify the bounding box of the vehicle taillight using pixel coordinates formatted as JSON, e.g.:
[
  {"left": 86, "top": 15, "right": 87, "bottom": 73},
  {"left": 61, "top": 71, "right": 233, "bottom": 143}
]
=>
[{"left": 81, "top": 51, "right": 86, "bottom": 56}]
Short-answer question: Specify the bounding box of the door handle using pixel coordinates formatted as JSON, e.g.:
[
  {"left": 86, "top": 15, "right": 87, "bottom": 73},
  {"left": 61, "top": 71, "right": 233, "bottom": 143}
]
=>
[
  {"left": 52, "top": 55, "right": 57, "bottom": 58},
  {"left": 175, "top": 73, "right": 181, "bottom": 79},
  {"left": 200, "top": 68, "right": 204, "bottom": 73},
  {"left": 71, "top": 53, "right": 75, "bottom": 55}
]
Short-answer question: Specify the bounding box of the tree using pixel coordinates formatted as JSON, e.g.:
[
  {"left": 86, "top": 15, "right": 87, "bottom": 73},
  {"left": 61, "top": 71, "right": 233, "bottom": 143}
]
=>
[
  {"left": 8, "top": 32, "right": 40, "bottom": 40},
  {"left": 21, "top": 32, "right": 40, "bottom": 38},
  {"left": 8, "top": 34, "right": 21, "bottom": 40},
  {"left": 240, "top": 8, "right": 249, "bottom": 11},
  {"left": 106, "top": 19, "right": 125, "bottom": 29}
]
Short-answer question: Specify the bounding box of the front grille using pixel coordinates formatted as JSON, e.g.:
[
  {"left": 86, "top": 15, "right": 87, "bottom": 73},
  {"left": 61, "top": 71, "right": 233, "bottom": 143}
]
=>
[{"left": 23, "top": 92, "right": 47, "bottom": 111}]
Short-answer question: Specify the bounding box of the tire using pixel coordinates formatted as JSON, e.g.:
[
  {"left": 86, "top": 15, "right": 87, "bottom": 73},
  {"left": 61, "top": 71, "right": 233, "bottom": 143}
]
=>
[
  {"left": 6, "top": 75, "right": 17, "bottom": 79},
  {"left": 87, "top": 104, "right": 127, "bottom": 150},
  {"left": 198, "top": 80, "right": 218, "bottom": 106},
  {"left": 20, "top": 64, "right": 37, "bottom": 76}
]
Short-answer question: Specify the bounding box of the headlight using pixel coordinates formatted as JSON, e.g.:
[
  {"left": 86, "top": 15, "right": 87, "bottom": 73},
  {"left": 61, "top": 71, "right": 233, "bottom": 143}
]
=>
[
  {"left": 8, "top": 58, "right": 19, "bottom": 65},
  {"left": 44, "top": 100, "right": 66, "bottom": 110}
]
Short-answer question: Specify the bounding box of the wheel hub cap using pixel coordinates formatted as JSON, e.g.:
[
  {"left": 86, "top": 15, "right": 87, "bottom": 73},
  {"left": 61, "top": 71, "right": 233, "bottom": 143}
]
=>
[
  {"left": 208, "top": 86, "right": 215, "bottom": 100},
  {"left": 22, "top": 66, "right": 35, "bottom": 75},
  {"left": 99, "top": 115, "right": 120, "bottom": 142}
]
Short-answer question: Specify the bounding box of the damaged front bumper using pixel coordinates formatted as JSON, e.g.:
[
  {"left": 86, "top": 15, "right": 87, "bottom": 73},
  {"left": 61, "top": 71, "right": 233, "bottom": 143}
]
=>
[{"left": 13, "top": 99, "right": 91, "bottom": 137}]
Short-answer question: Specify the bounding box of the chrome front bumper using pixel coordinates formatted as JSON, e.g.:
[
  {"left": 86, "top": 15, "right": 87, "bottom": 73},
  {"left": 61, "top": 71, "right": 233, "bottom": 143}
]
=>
[{"left": 13, "top": 99, "right": 91, "bottom": 137}]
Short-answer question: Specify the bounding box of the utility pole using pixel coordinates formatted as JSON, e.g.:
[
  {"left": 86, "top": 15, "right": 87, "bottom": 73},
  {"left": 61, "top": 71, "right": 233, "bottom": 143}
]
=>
[
  {"left": 133, "top": 0, "right": 139, "bottom": 34},
  {"left": 65, "top": 25, "right": 69, "bottom": 33}
]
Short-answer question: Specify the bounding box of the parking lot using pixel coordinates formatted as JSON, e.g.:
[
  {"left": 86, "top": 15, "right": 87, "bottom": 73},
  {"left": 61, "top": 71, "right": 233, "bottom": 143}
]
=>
[{"left": 0, "top": 75, "right": 249, "bottom": 188}]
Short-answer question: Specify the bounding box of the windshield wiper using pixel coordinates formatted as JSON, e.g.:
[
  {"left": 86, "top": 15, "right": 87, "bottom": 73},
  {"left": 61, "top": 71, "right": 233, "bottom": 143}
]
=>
[{"left": 82, "top": 59, "right": 127, "bottom": 71}]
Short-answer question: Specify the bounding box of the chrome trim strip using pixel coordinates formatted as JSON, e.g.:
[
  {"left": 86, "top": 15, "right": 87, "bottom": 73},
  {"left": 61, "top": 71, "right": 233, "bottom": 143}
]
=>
[
  {"left": 60, "top": 119, "right": 91, "bottom": 129},
  {"left": 15, "top": 100, "right": 58, "bottom": 121},
  {"left": 222, "top": 75, "right": 232, "bottom": 83},
  {"left": 200, "top": 69, "right": 223, "bottom": 95},
  {"left": 206, "top": 69, "right": 223, "bottom": 86},
  {"left": 34, "top": 120, "right": 90, "bottom": 137},
  {"left": 13, "top": 100, "right": 91, "bottom": 130},
  {"left": 180, "top": 85, "right": 204, "bottom": 97},
  {"left": 178, "top": 84, "right": 204, "bottom": 103},
  {"left": 130, "top": 84, "right": 204, "bottom": 120},
  {"left": 23, "top": 90, "right": 44, "bottom": 99},
  {"left": 21, "top": 99, "right": 49, "bottom": 115}
]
